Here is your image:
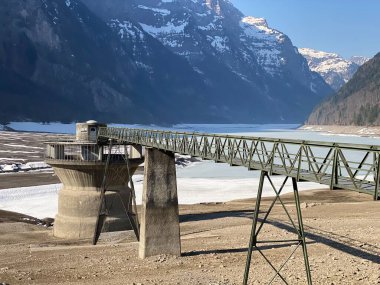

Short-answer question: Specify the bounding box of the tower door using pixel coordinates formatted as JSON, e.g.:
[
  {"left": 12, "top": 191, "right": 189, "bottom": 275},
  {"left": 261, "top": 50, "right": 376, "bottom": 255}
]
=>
[{"left": 89, "top": 127, "right": 97, "bottom": 141}]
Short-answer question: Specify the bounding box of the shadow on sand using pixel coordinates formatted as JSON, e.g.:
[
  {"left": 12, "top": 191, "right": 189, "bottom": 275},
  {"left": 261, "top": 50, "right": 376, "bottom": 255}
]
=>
[
  {"left": 180, "top": 210, "right": 253, "bottom": 223},
  {"left": 180, "top": 210, "right": 380, "bottom": 264},
  {"left": 182, "top": 241, "right": 316, "bottom": 257}
]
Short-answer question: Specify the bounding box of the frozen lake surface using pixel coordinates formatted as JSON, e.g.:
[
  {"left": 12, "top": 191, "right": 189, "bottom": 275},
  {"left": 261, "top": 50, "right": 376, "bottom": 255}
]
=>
[
  {"left": 7, "top": 121, "right": 380, "bottom": 145},
  {"left": 0, "top": 173, "right": 327, "bottom": 219}
]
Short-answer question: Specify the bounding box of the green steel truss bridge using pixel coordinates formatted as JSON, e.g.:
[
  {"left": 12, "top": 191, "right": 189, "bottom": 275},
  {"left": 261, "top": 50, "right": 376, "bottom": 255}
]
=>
[
  {"left": 98, "top": 126, "right": 380, "bottom": 285},
  {"left": 99, "top": 127, "right": 380, "bottom": 200}
]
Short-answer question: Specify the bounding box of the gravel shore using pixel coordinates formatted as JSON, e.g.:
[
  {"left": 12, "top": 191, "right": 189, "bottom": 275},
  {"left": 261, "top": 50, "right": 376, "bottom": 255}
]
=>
[
  {"left": 0, "top": 189, "right": 379, "bottom": 284},
  {"left": 300, "top": 125, "right": 380, "bottom": 137}
]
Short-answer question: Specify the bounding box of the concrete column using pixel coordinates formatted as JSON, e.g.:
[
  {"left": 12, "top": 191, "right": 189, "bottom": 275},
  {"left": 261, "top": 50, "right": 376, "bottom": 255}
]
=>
[{"left": 139, "top": 148, "right": 181, "bottom": 258}]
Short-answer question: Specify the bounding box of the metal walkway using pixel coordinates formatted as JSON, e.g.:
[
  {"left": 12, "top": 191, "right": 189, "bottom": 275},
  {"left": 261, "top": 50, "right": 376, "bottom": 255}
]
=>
[{"left": 99, "top": 127, "right": 380, "bottom": 200}]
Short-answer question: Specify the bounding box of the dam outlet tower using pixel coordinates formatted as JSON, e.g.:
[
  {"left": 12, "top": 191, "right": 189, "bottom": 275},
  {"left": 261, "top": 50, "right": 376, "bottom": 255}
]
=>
[{"left": 45, "top": 120, "right": 143, "bottom": 239}]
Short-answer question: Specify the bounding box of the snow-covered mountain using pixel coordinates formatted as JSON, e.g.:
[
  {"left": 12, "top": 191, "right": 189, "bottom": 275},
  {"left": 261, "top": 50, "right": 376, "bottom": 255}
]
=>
[
  {"left": 118, "top": 0, "right": 328, "bottom": 92},
  {"left": 299, "top": 48, "right": 369, "bottom": 91},
  {"left": 0, "top": 0, "right": 334, "bottom": 124},
  {"left": 350, "top": 56, "right": 369, "bottom": 66},
  {"left": 81, "top": 0, "right": 332, "bottom": 123}
]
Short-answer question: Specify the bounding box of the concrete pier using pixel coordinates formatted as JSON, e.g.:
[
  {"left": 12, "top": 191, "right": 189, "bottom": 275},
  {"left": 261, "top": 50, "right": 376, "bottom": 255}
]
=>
[{"left": 139, "top": 148, "right": 181, "bottom": 258}]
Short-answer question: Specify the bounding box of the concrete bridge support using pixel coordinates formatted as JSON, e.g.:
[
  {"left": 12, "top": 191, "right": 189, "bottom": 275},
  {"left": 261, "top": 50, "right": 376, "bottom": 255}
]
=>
[{"left": 139, "top": 148, "right": 181, "bottom": 258}]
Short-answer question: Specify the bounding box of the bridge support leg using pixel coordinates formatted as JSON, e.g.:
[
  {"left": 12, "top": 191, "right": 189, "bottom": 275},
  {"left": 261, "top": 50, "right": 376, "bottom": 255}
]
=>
[
  {"left": 374, "top": 154, "right": 380, "bottom": 201},
  {"left": 243, "top": 171, "right": 312, "bottom": 285},
  {"left": 139, "top": 148, "right": 181, "bottom": 259}
]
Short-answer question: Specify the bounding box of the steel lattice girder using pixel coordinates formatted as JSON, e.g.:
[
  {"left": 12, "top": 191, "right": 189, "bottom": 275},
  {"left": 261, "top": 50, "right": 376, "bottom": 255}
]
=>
[{"left": 99, "top": 127, "right": 380, "bottom": 200}]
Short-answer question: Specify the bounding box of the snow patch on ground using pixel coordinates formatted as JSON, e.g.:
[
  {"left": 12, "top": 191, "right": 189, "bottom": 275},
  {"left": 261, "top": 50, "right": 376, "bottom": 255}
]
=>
[
  {"left": 198, "top": 23, "right": 216, "bottom": 31},
  {"left": 138, "top": 5, "right": 171, "bottom": 15},
  {"left": 6, "top": 122, "right": 75, "bottom": 133},
  {"left": 139, "top": 21, "right": 187, "bottom": 37},
  {"left": 0, "top": 161, "right": 50, "bottom": 173},
  {"left": 208, "top": 35, "right": 230, "bottom": 52},
  {"left": 135, "top": 61, "right": 154, "bottom": 73},
  {"left": 0, "top": 150, "right": 38, "bottom": 154},
  {"left": 109, "top": 19, "right": 145, "bottom": 41},
  {"left": 0, "top": 184, "right": 61, "bottom": 219},
  {"left": 3, "top": 143, "right": 43, "bottom": 149}
]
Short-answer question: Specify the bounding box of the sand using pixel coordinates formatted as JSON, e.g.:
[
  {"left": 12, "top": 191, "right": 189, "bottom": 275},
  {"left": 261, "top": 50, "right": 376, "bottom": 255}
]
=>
[{"left": 0, "top": 190, "right": 379, "bottom": 285}]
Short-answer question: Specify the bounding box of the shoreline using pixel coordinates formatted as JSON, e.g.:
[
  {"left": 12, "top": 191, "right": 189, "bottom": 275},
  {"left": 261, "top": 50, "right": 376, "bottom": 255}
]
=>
[{"left": 300, "top": 124, "right": 380, "bottom": 137}]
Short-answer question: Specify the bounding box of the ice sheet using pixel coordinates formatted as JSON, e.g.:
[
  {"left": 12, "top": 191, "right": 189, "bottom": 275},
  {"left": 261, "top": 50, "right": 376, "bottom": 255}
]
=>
[{"left": 0, "top": 169, "right": 327, "bottom": 219}]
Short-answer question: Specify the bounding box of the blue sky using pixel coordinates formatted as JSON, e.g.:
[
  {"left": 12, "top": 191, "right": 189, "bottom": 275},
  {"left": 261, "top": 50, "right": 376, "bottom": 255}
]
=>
[{"left": 231, "top": 0, "right": 380, "bottom": 59}]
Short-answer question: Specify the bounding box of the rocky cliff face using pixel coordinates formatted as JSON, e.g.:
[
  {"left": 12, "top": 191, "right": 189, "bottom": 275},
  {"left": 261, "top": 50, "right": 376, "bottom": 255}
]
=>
[
  {"left": 307, "top": 53, "right": 380, "bottom": 126},
  {"left": 0, "top": 0, "right": 332, "bottom": 124},
  {"left": 0, "top": 0, "right": 220, "bottom": 124},
  {"left": 299, "top": 48, "right": 369, "bottom": 91},
  {"left": 0, "top": 0, "right": 137, "bottom": 123}
]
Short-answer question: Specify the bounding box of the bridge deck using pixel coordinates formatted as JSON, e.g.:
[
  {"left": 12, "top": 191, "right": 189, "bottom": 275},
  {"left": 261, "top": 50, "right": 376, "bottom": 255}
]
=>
[{"left": 98, "top": 127, "right": 380, "bottom": 200}]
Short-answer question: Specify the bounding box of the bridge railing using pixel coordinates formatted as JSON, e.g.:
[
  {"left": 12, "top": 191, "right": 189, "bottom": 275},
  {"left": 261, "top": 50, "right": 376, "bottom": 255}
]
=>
[
  {"left": 44, "top": 141, "right": 139, "bottom": 163},
  {"left": 98, "top": 127, "right": 380, "bottom": 200}
]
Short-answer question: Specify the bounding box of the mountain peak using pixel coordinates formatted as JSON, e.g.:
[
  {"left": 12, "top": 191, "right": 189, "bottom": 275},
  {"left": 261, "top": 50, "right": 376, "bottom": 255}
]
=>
[
  {"left": 350, "top": 55, "right": 370, "bottom": 66},
  {"left": 241, "top": 16, "right": 269, "bottom": 29},
  {"left": 299, "top": 47, "right": 366, "bottom": 91},
  {"left": 299, "top": 48, "right": 340, "bottom": 60}
]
